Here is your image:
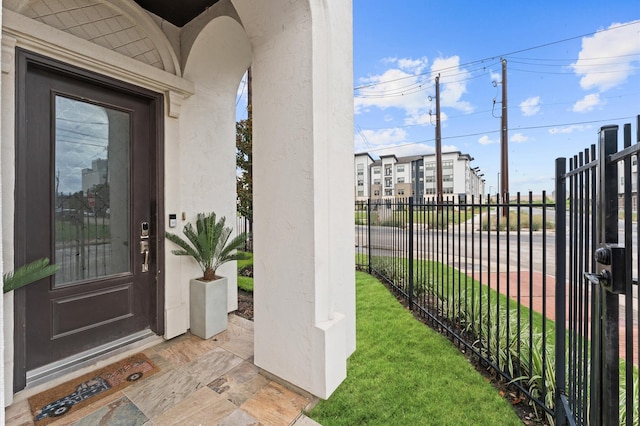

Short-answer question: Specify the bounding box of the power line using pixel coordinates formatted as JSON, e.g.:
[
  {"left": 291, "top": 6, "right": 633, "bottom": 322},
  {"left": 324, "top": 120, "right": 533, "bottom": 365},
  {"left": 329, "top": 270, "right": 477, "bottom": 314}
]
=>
[
  {"left": 359, "top": 116, "right": 637, "bottom": 153},
  {"left": 354, "top": 21, "right": 639, "bottom": 91}
]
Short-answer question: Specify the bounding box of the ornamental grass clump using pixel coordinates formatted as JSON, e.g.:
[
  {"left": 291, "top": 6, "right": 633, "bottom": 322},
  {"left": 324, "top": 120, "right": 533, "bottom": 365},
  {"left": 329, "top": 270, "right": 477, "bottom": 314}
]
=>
[{"left": 165, "top": 212, "right": 248, "bottom": 281}]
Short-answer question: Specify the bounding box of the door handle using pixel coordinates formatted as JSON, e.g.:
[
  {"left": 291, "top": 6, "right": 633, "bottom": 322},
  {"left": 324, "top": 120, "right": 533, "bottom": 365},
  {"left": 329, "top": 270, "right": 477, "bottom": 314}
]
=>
[
  {"left": 140, "top": 240, "right": 149, "bottom": 273},
  {"left": 140, "top": 221, "right": 149, "bottom": 273}
]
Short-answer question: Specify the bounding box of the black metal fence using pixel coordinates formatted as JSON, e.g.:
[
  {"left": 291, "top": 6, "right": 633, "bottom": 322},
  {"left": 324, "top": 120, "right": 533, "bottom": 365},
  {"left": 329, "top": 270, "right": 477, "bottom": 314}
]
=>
[
  {"left": 356, "top": 195, "right": 557, "bottom": 421},
  {"left": 555, "top": 118, "right": 640, "bottom": 426},
  {"left": 236, "top": 216, "right": 253, "bottom": 252},
  {"left": 355, "top": 117, "right": 640, "bottom": 425}
]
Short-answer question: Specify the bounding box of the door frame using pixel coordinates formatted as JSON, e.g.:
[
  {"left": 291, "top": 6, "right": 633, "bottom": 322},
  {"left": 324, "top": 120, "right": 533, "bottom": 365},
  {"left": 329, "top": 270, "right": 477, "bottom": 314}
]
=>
[{"left": 13, "top": 48, "right": 165, "bottom": 392}]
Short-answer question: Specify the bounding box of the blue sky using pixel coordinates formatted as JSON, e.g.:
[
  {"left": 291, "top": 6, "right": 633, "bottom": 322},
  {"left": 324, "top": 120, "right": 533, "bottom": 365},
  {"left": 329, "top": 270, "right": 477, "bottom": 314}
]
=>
[
  {"left": 236, "top": 2, "right": 640, "bottom": 195},
  {"left": 353, "top": 0, "right": 640, "bottom": 194}
]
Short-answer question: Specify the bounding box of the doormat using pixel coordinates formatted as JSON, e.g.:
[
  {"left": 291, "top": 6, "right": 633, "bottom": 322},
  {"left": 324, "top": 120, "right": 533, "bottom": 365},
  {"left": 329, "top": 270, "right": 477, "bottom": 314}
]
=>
[{"left": 28, "top": 353, "right": 158, "bottom": 425}]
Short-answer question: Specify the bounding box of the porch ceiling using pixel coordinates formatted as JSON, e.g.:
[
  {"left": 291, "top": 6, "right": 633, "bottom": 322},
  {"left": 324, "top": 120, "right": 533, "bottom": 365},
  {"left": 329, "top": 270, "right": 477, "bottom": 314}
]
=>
[{"left": 133, "top": 0, "right": 221, "bottom": 27}]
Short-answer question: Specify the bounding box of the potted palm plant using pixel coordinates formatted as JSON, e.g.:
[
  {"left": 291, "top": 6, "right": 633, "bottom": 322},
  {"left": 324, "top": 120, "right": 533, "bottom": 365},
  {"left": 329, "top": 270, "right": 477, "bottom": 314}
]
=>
[
  {"left": 3, "top": 258, "right": 59, "bottom": 293},
  {"left": 165, "top": 212, "right": 248, "bottom": 339}
]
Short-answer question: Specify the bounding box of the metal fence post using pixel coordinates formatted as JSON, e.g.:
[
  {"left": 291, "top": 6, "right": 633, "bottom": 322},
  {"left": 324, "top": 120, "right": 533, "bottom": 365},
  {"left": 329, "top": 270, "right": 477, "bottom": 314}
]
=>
[
  {"left": 598, "top": 125, "right": 620, "bottom": 426},
  {"left": 408, "top": 197, "right": 414, "bottom": 310},
  {"left": 367, "top": 198, "right": 372, "bottom": 274},
  {"left": 555, "top": 157, "right": 567, "bottom": 426}
]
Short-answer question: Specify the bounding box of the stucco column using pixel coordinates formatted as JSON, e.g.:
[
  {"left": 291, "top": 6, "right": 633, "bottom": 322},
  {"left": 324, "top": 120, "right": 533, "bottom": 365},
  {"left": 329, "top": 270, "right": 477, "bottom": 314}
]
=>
[
  {"left": 0, "top": 2, "right": 6, "bottom": 417},
  {"left": 241, "top": 0, "right": 356, "bottom": 399}
]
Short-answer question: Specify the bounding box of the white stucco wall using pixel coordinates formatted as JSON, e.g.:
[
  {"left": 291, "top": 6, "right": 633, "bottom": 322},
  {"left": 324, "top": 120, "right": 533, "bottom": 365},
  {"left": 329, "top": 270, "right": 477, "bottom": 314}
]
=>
[
  {"left": 233, "top": 0, "right": 355, "bottom": 399},
  {"left": 0, "top": 2, "right": 5, "bottom": 420},
  {"left": 179, "top": 15, "right": 251, "bottom": 317}
]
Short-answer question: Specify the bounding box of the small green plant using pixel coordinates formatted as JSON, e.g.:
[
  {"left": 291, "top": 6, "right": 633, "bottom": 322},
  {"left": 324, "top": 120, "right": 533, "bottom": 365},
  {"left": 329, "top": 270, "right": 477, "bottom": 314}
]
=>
[
  {"left": 165, "top": 212, "right": 249, "bottom": 281},
  {"left": 3, "top": 258, "right": 60, "bottom": 293}
]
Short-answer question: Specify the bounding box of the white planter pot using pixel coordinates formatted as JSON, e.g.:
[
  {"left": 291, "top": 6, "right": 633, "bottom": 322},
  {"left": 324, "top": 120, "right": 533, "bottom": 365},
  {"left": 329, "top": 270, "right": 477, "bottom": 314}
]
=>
[{"left": 189, "top": 276, "right": 228, "bottom": 339}]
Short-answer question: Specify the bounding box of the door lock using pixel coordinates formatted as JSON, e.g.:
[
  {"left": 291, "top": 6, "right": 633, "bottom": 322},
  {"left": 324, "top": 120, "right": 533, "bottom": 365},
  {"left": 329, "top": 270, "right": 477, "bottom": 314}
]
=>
[
  {"left": 140, "top": 222, "right": 149, "bottom": 273},
  {"left": 584, "top": 244, "right": 625, "bottom": 294}
]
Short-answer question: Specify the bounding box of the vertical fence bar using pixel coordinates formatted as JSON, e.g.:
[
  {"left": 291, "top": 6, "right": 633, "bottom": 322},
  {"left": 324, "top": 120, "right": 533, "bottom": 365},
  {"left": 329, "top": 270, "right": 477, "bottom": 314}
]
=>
[
  {"left": 555, "top": 157, "right": 567, "bottom": 426},
  {"left": 588, "top": 145, "right": 598, "bottom": 426},
  {"left": 408, "top": 197, "right": 414, "bottom": 310},
  {"left": 598, "top": 125, "right": 620, "bottom": 425},
  {"left": 367, "top": 198, "right": 372, "bottom": 274},
  {"left": 622, "top": 122, "right": 632, "bottom": 426}
]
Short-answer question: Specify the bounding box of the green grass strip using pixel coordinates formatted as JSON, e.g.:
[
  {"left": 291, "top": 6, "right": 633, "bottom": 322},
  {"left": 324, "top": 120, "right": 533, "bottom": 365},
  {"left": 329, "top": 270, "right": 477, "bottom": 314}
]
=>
[{"left": 309, "top": 271, "right": 522, "bottom": 426}]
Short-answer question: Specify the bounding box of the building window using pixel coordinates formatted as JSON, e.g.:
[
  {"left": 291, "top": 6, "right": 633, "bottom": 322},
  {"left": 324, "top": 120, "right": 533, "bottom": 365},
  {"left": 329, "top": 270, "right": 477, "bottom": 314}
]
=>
[
  {"left": 397, "top": 177, "right": 405, "bottom": 183},
  {"left": 373, "top": 179, "right": 381, "bottom": 185},
  {"left": 384, "top": 165, "right": 392, "bottom": 176},
  {"left": 357, "top": 179, "right": 364, "bottom": 186},
  {"left": 373, "top": 168, "right": 380, "bottom": 174},
  {"left": 398, "top": 189, "right": 405, "bottom": 195},
  {"left": 385, "top": 178, "right": 392, "bottom": 187},
  {"left": 374, "top": 190, "right": 380, "bottom": 196},
  {"left": 443, "top": 160, "right": 453, "bottom": 169},
  {"left": 425, "top": 162, "right": 435, "bottom": 170},
  {"left": 357, "top": 191, "right": 364, "bottom": 196},
  {"left": 385, "top": 189, "right": 393, "bottom": 196},
  {"left": 397, "top": 165, "right": 405, "bottom": 173}
]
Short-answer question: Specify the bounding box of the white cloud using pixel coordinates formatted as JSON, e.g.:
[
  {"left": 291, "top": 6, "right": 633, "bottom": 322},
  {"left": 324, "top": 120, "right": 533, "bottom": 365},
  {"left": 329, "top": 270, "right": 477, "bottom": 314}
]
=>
[
  {"left": 571, "top": 20, "right": 640, "bottom": 92},
  {"left": 478, "top": 135, "right": 498, "bottom": 145},
  {"left": 354, "top": 59, "right": 431, "bottom": 116},
  {"left": 404, "top": 111, "right": 448, "bottom": 126},
  {"left": 572, "top": 93, "right": 603, "bottom": 112},
  {"left": 373, "top": 143, "right": 434, "bottom": 157},
  {"left": 354, "top": 56, "right": 474, "bottom": 122},
  {"left": 371, "top": 143, "right": 459, "bottom": 158},
  {"left": 519, "top": 96, "right": 541, "bottom": 116},
  {"left": 398, "top": 57, "right": 429, "bottom": 73},
  {"left": 490, "top": 71, "right": 501, "bottom": 83},
  {"left": 548, "top": 124, "right": 592, "bottom": 134},
  {"left": 431, "top": 56, "right": 474, "bottom": 113},
  {"left": 355, "top": 127, "right": 408, "bottom": 151},
  {"left": 510, "top": 133, "right": 529, "bottom": 143}
]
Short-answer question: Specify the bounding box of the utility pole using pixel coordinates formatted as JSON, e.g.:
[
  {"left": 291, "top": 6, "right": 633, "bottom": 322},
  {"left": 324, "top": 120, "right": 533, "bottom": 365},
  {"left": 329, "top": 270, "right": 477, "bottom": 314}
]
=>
[
  {"left": 435, "top": 74, "right": 443, "bottom": 204},
  {"left": 500, "top": 59, "right": 509, "bottom": 215}
]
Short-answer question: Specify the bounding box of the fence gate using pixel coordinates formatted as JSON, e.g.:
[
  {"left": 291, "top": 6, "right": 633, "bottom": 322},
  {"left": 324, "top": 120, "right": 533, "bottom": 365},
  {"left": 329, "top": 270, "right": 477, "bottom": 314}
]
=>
[{"left": 555, "top": 116, "right": 640, "bottom": 425}]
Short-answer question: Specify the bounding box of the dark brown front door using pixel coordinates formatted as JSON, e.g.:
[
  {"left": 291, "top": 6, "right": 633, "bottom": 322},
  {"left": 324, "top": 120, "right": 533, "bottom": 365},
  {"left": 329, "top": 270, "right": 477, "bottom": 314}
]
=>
[{"left": 15, "top": 50, "right": 163, "bottom": 389}]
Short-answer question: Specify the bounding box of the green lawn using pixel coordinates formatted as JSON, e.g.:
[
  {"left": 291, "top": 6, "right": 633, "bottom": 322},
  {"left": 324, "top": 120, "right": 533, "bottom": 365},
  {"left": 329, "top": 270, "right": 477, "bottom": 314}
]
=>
[
  {"left": 237, "top": 251, "right": 253, "bottom": 292},
  {"left": 309, "top": 271, "right": 522, "bottom": 426}
]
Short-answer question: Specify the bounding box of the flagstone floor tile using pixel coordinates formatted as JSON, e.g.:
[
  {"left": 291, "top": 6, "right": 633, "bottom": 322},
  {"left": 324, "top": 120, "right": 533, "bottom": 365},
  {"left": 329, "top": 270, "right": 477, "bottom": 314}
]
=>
[
  {"left": 4, "top": 399, "right": 32, "bottom": 426},
  {"left": 240, "top": 381, "right": 311, "bottom": 426},
  {"left": 72, "top": 396, "right": 148, "bottom": 426},
  {"left": 208, "top": 361, "right": 270, "bottom": 406},
  {"left": 217, "top": 408, "right": 262, "bottom": 426},
  {"left": 124, "top": 347, "right": 242, "bottom": 419},
  {"left": 150, "top": 387, "right": 236, "bottom": 426},
  {"left": 5, "top": 315, "right": 315, "bottom": 426},
  {"left": 219, "top": 322, "right": 254, "bottom": 360}
]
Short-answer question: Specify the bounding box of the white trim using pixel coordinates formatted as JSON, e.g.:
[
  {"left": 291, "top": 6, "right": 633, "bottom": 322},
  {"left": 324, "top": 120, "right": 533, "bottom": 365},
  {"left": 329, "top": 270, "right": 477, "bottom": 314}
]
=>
[{"left": 1, "top": 35, "right": 15, "bottom": 74}]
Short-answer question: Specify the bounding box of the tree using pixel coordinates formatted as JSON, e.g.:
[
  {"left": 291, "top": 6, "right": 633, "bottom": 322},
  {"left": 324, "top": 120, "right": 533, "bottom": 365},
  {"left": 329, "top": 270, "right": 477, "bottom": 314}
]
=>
[
  {"left": 236, "top": 67, "right": 253, "bottom": 221},
  {"left": 236, "top": 108, "right": 252, "bottom": 220}
]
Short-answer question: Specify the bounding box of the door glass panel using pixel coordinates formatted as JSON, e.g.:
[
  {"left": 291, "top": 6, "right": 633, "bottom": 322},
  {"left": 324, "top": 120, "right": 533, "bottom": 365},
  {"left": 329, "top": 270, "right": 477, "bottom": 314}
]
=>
[{"left": 54, "top": 96, "right": 130, "bottom": 285}]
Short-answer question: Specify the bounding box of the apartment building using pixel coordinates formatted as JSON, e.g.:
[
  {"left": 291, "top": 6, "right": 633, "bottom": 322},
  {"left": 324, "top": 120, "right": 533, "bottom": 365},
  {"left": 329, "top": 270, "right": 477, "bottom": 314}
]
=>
[{"left": 355, "top": 151, "right": 485, "bottom": 203}]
